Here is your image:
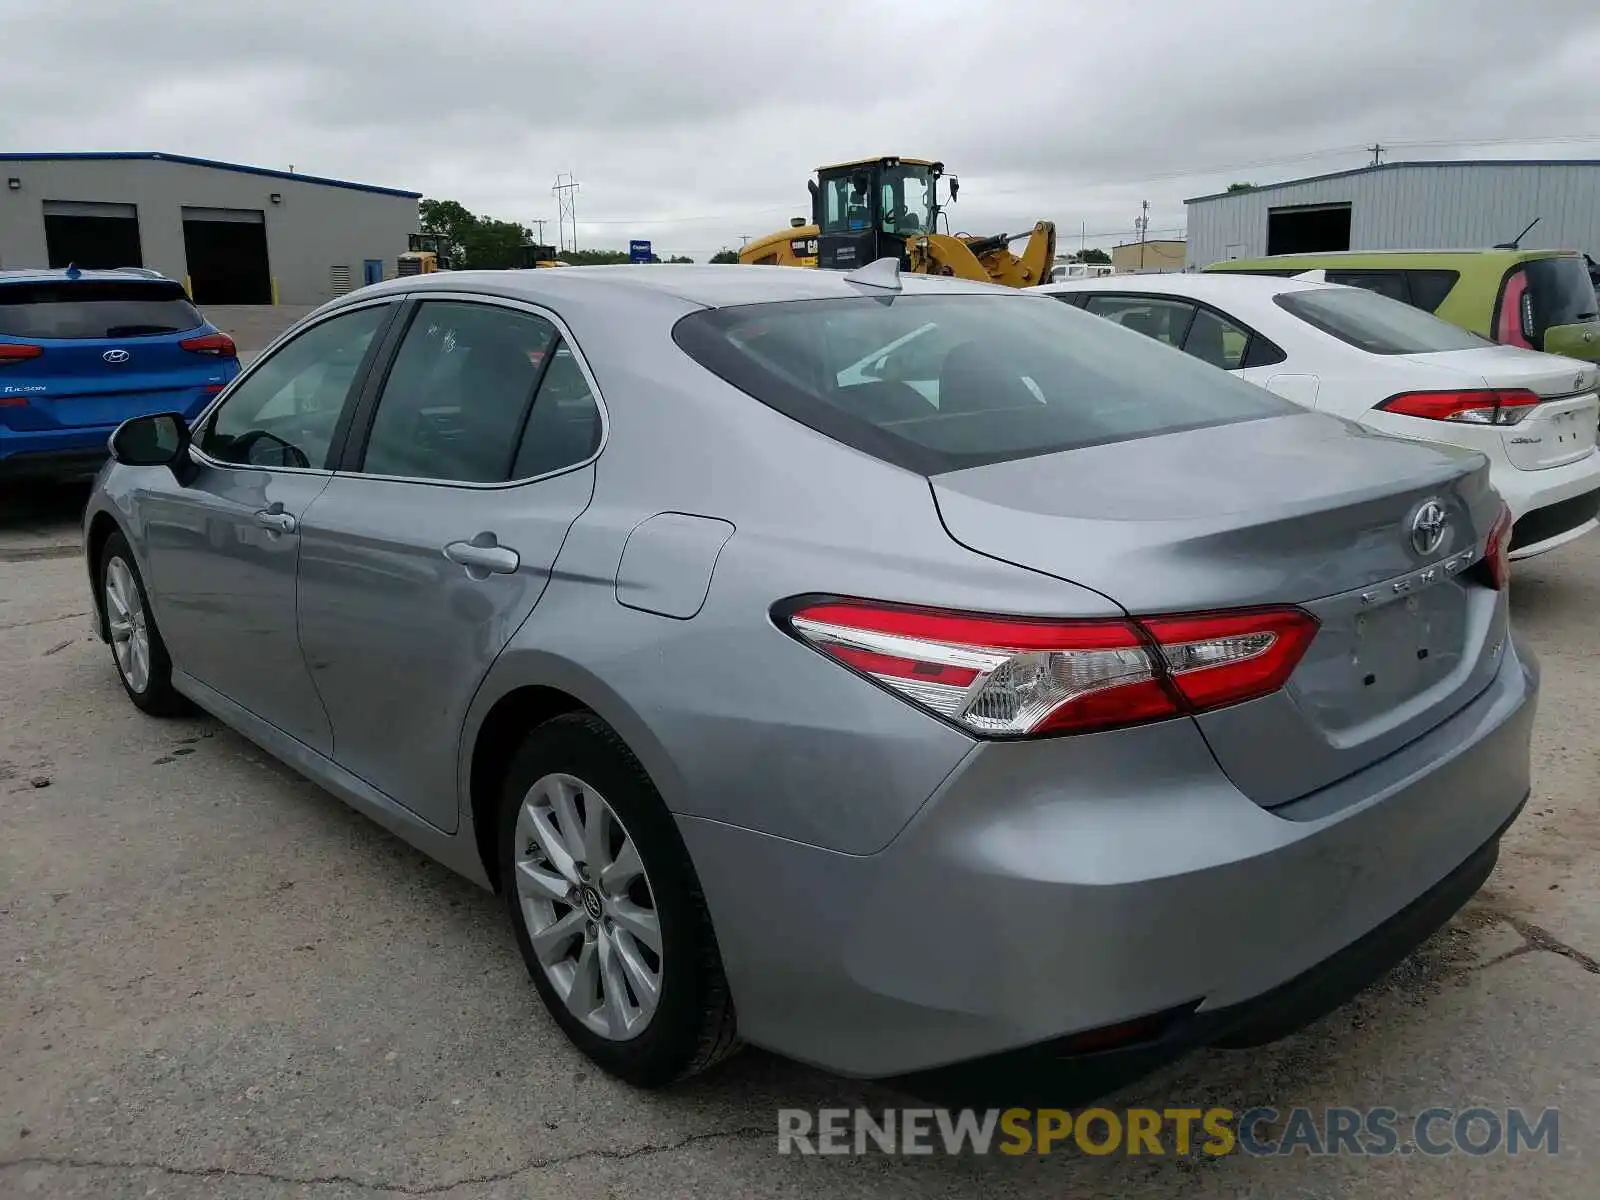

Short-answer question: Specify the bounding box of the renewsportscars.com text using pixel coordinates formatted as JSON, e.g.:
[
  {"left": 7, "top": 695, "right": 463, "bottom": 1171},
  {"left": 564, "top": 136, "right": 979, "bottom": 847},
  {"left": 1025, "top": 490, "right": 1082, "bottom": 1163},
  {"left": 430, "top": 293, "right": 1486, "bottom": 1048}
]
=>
[{"left": 777, "top": 1106, "right": 1560, "bottom": 1157}]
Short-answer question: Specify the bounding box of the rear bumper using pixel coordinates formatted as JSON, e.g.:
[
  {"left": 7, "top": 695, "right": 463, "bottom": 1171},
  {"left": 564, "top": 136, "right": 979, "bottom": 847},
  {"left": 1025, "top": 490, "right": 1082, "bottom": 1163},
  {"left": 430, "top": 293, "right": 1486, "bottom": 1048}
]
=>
[
  {"left": 895, "top": 799, "right": 1520, "bottom": 1104},
  {"left": 678, "top": 634, "right": 1537, "bottom": 1086},
  {"left": 1508, "top": 485, "right": 1600, "bottom": 559},
  {"left": 0, "top": 428, "right": 114, "bottom": 480},
  {"left": 0, "top": 391, "right": 212, "bottom": 480}
]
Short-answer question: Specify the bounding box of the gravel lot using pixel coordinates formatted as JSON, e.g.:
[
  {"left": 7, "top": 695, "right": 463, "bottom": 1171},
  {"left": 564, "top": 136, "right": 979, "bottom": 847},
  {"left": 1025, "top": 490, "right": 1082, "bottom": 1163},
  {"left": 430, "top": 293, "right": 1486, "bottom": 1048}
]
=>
[{"left": 2, "top": 473, "right": 1597, "bottom": 1197}]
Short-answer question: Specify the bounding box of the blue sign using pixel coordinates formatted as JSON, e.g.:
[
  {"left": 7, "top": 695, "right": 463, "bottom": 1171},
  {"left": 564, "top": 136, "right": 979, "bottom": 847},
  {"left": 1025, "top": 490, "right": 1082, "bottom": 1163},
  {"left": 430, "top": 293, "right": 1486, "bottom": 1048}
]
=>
[{"left": 629, "top": 239, "right": 653, "bottom": 263}]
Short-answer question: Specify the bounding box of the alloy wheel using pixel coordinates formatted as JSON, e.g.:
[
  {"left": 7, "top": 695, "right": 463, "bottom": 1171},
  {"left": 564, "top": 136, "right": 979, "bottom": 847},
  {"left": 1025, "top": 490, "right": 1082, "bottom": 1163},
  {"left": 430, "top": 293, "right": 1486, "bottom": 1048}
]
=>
[
  {"left": 105, "top": 556, "right": 151, "bottom": 694},
  {"left": 512, "top": 772, "right": 663, "bottom": 1040}
]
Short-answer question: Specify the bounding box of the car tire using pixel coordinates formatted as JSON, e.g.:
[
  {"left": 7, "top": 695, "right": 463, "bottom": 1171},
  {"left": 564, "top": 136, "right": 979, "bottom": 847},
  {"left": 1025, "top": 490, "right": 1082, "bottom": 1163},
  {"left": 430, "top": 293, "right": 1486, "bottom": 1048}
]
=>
[
  {"left": 98, "top": 531, "right": 190, "bottom": 717},
  {"left": 499, "top": 711, "right": 739, "bottom": 1087}
]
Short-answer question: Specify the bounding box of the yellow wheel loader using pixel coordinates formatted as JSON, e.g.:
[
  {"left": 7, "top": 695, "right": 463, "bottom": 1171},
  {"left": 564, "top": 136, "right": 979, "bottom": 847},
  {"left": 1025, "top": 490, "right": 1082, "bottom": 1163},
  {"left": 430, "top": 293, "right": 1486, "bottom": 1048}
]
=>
[
  {"left": 397, "top": 233, "right": 453, "bottom": 276},
  {"left": 739, "top": 157, "right": 1055, "bottom": 287}
]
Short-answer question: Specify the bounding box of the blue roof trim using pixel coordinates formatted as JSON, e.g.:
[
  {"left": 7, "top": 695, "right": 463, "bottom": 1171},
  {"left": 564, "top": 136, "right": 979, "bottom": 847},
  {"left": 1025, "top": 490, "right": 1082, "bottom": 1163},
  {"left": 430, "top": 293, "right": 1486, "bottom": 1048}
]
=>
[
  {"left": 0, "top": 152, "right": 422, "bottom": 199},
  {"left": 1185, "top": 158, "right": 1600, "bottom": 205}
]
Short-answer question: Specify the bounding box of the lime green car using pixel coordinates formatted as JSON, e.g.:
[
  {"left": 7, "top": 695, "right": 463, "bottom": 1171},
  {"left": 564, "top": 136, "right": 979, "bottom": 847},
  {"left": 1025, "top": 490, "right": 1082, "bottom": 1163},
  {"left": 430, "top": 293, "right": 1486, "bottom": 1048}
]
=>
[{"left": 1206, "top": 248, "right": 1600, "bottom": 363}]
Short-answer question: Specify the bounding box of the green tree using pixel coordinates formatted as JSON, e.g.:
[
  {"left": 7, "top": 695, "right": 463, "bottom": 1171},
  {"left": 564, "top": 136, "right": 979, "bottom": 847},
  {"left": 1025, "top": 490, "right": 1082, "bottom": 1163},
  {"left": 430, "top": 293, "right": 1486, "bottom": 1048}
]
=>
[
  {"left": 417, "top": 198, "right": 478, "bottom": 264},
  {"left": 462, "top": 217, "right": 536, "bottom": 269},
  {"left": 668, "top": 254, "right": 694, "bottom": 263},
  {"left": 1226, "top": 182, "right": 1255, "bottom": 193},
  {"left": 1075, "top": 247, "right": 1111, "bottom": 264},
  {"left": 709, "top": 248, "right": 741, "bottom": 264},
  {"left": 558, "top": 248, "right": 632, "bottom": 266}
]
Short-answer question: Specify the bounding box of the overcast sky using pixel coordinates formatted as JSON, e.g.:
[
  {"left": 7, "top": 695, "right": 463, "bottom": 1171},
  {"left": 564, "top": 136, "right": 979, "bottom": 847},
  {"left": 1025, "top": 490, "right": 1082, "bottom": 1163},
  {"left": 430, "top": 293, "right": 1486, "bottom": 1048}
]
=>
[{"left": 4, "top": 0, "right": 1597, "bottom": 260}]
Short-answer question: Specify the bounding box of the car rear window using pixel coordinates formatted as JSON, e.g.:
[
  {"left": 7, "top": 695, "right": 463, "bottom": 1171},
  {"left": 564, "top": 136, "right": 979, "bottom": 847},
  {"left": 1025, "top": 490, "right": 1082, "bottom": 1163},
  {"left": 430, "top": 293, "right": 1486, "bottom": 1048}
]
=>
[
  {"left": 672, "top": 293, "right": 1296, "bottom": 473},
  {"left": 0, "top": 280, "right": 204, "bottom": 340},
  {"left": 1524, "top": 257, "right": 1600, "bottom": 330},
  {"left": 1275, "top": 286, "right": 1491, "bottom": 355}
]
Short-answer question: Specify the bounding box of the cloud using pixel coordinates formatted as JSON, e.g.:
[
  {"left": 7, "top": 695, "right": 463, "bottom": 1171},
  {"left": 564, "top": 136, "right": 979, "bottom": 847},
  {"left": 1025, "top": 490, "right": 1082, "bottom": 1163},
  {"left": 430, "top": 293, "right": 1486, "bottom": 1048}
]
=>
[{"left": 3, "top": 0, "right": 1597, "bottom": 259}]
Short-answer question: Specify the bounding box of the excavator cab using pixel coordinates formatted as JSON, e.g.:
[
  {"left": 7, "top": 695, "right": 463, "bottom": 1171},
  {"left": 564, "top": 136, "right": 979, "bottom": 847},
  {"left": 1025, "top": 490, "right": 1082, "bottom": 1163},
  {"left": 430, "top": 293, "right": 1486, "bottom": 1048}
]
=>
[{"left": 809, "top": 157, "right": 943, "bottom": 271}]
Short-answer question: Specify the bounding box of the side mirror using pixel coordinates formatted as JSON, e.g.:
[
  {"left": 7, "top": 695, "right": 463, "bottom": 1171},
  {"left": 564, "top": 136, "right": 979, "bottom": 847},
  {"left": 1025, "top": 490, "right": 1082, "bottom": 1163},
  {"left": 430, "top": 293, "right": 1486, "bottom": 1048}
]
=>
[
  {"left": 109, "top": 412, "right": 189, "bottom": 468},
  {"left": 949, "top": 176, "right": 960, "bottom": 202}
]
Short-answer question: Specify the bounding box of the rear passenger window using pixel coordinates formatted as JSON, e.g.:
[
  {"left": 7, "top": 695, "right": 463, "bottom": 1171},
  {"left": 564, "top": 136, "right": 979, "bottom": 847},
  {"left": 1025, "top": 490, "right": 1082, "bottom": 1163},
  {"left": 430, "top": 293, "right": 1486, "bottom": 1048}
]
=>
[
  {"left": 360, "top": 301, "right": 557, "bottom": 483},
  {"left": 1326, "top": 271, "right": 1410, "bottom": 305},
  {"left": 1181, "top": 307, "right": 1251, "bottom": 370},
  {"left": 1405, "top": 270, "right": 1460, "bottom": 313},
  {"left": 1081, "top": 295, "right": 1196, "bottom": 347},
  {"left": 510, "top": 340, "right": 603, "bottom": 478}
]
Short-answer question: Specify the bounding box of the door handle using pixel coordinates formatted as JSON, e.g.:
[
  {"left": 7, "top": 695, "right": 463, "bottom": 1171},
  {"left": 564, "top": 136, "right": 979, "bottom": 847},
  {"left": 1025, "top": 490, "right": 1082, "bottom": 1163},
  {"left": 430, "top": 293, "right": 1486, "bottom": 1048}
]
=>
[
  {"left": 443, "top": 534, "right": 520, "bottom": 577},
  {"left": 254, "top": 507, "right": 298, "bottom": 534}
]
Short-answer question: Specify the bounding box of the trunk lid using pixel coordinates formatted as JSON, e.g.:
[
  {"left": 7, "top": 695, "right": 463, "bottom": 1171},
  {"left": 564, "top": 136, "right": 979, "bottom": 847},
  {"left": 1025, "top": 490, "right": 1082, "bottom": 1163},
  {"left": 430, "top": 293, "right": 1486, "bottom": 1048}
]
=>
[
  {"left": 1401, "top": 346, "right": 1599, "bottom": 471},
  {"left": 931, "top": 410, "right": 1508, "bottom": 806}
]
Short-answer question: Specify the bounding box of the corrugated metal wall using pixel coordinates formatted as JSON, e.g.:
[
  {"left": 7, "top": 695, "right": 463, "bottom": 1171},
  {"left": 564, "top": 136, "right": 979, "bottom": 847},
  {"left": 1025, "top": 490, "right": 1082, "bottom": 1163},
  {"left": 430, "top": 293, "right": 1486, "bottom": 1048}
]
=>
[{"left": 1185, "top": 162, "right": 1600, "bottom": 268}]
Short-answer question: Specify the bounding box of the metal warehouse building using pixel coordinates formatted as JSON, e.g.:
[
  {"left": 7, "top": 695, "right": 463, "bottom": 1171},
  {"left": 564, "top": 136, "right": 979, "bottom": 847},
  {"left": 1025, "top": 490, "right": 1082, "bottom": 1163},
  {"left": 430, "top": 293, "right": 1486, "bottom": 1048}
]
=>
[
  {"left": 0, "top": 152, "right": 421, "bottom": 305},
  {"left": 1185, "top": 159, "right": 1600, "bottom": 269}
]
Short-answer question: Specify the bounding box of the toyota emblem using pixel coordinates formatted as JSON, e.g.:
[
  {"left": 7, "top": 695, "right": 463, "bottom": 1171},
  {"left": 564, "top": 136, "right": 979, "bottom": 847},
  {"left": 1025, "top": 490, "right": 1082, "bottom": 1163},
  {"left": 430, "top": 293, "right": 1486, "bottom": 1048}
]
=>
[
  {"left": 102, "top": 349, "right": 130, "bottom": 364},
  {"left": 1410, "top": 500, "right": 1449, "bottom": 557}
]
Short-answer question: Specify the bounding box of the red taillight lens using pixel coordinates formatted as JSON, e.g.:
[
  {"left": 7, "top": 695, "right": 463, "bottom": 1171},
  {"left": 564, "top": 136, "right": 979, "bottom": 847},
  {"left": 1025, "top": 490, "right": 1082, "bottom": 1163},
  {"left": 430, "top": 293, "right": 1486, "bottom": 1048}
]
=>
[
  {"left": 1485, "top": 504, "right": 1513, "bottom": 590},
  {"left": 179, "top": 332, "right": 237, "bottom": 357},
  {"left": 1495, "top": 269, "right": 1534, "bottom": 349},
  {"left": 1377, "top": 388, "right": 1539, "bottom": 426},
  {"left": 0, "top": 343, "right": 43, "bottom": 365},
  {"left": 783, "top": 599, "right": 1319, "bottom": 738},
  {"left": 1142, "top": 608, "right": 1321, "bottom": 711}
]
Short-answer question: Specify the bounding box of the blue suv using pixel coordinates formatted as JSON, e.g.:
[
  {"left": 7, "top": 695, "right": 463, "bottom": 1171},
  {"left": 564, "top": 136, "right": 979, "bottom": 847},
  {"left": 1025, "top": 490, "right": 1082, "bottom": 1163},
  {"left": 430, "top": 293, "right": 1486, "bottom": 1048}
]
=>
[{"left": 0, "top": 267, "right": 240, "bottom": 480}]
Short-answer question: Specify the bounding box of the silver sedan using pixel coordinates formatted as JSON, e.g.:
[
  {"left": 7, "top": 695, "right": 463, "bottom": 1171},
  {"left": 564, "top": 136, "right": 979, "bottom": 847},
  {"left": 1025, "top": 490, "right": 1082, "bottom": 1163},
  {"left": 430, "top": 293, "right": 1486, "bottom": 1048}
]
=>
[{"left": 83, "top": 263, "right": 1535, "bottom": 1101}]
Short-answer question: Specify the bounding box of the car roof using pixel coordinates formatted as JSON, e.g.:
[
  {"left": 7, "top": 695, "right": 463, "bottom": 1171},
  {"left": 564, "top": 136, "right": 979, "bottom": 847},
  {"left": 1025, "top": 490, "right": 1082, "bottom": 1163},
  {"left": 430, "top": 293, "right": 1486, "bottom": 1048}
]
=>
[
  {"left": 1039, "top": 272, "right": 1331, "bottom": 302},
  {"left": 0, "top": 266, "right": 175, "bottom": 286},
  {"left": 1211, "top": 248, "right": 1575, "bottom": 267},
  {"left": 348, "top": 263, "right": 1013, "bottom": 311}
]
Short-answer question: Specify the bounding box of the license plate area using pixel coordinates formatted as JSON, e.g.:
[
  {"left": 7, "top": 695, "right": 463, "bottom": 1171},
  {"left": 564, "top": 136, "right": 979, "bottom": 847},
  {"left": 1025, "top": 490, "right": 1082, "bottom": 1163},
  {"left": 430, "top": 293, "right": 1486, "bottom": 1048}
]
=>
[{"left": 1290, "top": 582, "right": 1473, "bottom": 733}]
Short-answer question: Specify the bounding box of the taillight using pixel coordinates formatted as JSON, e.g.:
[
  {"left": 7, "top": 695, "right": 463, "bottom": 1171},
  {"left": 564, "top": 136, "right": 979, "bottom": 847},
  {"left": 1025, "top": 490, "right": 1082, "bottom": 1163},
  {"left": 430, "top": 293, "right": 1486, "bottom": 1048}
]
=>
[
  {"left": 782, "top": 599, "right": 1319, "bottom": 738},
  {"left": 1378, "top": 388, "right": 1539, "bottom": 426},
  {"left": 1485, "top": 504, "right": 1512, "bottom": 590},
  {"left": 179, "top": 332, "right": 237, "bottom": 357},
  {"left": 1494, "top": 269, "right": 1534, "bottom": 348},
  {"left": 0, "top": 343, "right": 42, "bottom": 365}
]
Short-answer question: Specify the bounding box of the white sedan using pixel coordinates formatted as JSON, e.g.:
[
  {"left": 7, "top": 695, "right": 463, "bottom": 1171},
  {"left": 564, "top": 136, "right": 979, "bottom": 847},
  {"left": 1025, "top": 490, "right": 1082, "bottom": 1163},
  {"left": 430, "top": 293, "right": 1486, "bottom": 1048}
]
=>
[{"left": 1041, "top": 273, "right": 1600, "bottom": 560}]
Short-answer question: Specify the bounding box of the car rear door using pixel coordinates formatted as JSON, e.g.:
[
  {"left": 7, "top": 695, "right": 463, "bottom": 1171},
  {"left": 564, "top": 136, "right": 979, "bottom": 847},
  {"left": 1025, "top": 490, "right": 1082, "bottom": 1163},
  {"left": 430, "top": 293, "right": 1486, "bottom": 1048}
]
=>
[
  {"left": 138, "top": 299, "right": 397, "bottom": 753},
  {"left": 295, "top": 296, "right": 603, "bottom": 833}
]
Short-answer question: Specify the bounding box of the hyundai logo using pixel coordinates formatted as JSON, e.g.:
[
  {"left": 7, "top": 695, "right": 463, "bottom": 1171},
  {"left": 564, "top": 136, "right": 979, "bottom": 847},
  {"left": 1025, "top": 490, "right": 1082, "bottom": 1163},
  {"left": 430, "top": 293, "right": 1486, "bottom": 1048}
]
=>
[
  {"left": 102, "top": 349, "right": 130, "bottom": 364},
  {"left": 1410, "top": 500, "right": 1449, "bottom": 558}
]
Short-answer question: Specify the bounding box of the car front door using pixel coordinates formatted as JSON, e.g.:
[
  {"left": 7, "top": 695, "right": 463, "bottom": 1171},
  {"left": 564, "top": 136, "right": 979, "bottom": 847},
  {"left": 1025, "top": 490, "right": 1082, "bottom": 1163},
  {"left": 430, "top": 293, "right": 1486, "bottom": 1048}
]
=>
[
  {"left": 138, "top": 300, "right": 396, "bottom": 753},
  {"left": 295, "top": 297, "right": 603, "bottom": 832}
]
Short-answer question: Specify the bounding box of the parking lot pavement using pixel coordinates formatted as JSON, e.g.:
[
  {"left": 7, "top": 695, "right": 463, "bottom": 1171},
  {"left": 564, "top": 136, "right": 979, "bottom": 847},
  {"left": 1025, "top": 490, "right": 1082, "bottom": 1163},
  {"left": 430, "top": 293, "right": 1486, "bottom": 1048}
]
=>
[
  {"left": 201, "top": 305, "right": 316, "bottom": 354},
  {"left": 2, "top": 498, "right": 1597, "bottom": 1198}
]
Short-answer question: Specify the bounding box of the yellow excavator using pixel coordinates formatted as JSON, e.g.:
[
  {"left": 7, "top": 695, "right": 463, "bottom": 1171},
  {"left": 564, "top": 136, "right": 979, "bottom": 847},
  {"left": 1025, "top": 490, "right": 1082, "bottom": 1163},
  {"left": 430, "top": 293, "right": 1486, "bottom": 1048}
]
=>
[{"left": 739, "top": 156, "right": 1056, "bottom": 287}]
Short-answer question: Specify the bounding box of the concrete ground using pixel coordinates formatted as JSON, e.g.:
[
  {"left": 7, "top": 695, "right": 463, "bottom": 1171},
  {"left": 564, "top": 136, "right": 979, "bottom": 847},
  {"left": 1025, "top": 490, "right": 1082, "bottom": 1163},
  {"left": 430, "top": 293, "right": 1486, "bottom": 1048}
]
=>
[
  {"left": 1, "top": 481, "right": 1597, "bottom": 1198},
  {"left": 201, "top": 305, "right": 317, "bottom": 355}
]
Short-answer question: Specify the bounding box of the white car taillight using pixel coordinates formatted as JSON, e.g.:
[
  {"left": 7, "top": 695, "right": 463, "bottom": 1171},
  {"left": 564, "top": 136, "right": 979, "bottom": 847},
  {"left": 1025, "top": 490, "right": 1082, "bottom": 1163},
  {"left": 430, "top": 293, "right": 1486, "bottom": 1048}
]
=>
[{"left": 783, "top": 599, "right": 1319, "bottom": 738}]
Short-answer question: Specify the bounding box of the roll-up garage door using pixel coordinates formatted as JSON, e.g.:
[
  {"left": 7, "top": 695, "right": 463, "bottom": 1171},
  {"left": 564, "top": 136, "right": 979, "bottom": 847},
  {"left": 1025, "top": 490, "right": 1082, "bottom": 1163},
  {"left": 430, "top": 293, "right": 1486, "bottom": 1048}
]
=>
[
  {"left": 43, "top": 200, "right": 143, "bottom": 270},
  {"left": 181, "top": 206, "right": 272, "bottom": 304}
]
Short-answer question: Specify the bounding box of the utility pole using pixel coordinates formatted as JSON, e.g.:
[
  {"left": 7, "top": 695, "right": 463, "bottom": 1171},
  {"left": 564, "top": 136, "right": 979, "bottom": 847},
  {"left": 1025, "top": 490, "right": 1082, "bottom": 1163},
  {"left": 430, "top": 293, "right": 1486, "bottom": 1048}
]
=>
[
  {"left": 1368, "top": 143, "right": 1386, "bottom": 167},
  {"left": 1138, "top": 200, "right": 1150, "bottom": 270},
  {"left": 530, "top": 218, "right": 548, "bottom": 246},
  {"left": 552, "top": 173, "right": 580, "bottom": 253},
  {"left": 740, "top": 234, "right": 751, "bottom": 248}
]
